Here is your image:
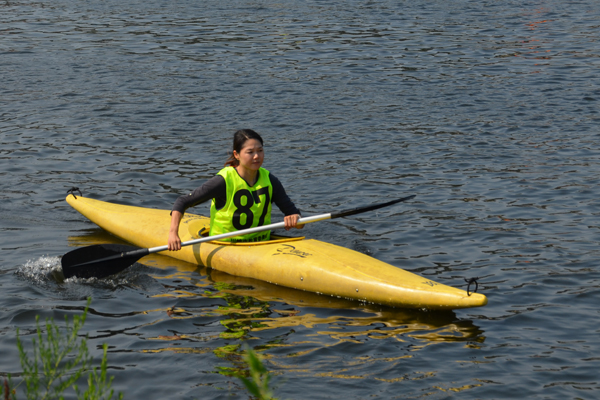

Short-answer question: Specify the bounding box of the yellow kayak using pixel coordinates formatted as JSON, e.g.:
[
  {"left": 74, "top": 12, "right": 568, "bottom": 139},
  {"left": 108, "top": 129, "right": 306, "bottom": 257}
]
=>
[{"left": 65, "top": 195, "right": 487, "bottom": 310}]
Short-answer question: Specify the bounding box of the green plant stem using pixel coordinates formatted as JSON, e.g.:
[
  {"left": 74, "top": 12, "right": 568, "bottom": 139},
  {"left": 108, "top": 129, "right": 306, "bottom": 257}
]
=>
[
  {"left": 13, "top": 298, "right": 122, "bottom": 400},
  {"left": 238, "top": 345, "right": 276, "bottom": 400}
]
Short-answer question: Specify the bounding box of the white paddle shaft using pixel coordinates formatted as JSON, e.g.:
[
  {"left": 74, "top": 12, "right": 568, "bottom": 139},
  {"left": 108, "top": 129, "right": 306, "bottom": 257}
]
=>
[{"left": 147, "top": 213, "right": 332, "bottom": 254}]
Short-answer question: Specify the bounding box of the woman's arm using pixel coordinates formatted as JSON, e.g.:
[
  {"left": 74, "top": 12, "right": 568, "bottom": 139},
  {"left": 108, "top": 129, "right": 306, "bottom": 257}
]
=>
[
  {"left": 168, "top": 210, "right": 183, "bottom": 251},
  {"left": 172, "top": 175, "right": 227, "bottom": 214},
  {"left": 270, "top": 174, "right": 303, "bottom": 230},
  {"left": 168, "top": 175, "right": 226, "bottom": 251}
]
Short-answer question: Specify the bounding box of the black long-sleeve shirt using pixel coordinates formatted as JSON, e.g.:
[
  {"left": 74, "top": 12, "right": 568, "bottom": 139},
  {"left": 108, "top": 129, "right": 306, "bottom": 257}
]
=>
[{"left": 172, "top": 173, "right": 300, "bottom": 217}]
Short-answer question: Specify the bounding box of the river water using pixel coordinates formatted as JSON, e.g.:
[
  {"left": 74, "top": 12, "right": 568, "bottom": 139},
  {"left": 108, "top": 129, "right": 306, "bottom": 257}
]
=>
[{"left": 2, "top": 0, "right": 600, "bottom": 398}]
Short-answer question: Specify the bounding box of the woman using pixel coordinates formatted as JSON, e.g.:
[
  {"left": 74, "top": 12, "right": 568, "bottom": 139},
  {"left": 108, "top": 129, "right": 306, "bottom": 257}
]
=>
[{"left": 168, "top": 129, "right": 303, "bottom": 251}]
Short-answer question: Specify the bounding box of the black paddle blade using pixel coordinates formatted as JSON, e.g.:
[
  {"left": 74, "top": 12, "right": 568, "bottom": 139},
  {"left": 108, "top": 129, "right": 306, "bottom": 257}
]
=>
[
  {"left": 61, "top": 244, "right": 149, "bottom": 279},
  {"left": 331, "top": 195, "right": 416, "bottom": 219}
]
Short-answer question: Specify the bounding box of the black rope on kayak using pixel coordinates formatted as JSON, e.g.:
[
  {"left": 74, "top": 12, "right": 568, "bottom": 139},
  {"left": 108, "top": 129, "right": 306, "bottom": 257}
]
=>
[
  {"left": 67, "top": 187, "right": 82, "bottom": 199},
  {"left": 465, "top": 277, "right": 479, "bottom": 296}
]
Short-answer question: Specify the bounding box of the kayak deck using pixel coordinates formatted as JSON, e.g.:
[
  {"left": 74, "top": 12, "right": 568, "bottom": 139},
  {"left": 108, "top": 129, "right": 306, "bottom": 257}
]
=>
[{"left": 65, "top": 195, "right": 487, "bottom": 310}]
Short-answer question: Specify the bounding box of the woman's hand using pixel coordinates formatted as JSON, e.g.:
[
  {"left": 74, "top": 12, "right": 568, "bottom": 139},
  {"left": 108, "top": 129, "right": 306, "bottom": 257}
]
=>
[
  {"left": 168, "top": 231, "right": 182, "bottom": 251},
  {"left": 284, "top": 214, "right": 304, "bottom": 231}
]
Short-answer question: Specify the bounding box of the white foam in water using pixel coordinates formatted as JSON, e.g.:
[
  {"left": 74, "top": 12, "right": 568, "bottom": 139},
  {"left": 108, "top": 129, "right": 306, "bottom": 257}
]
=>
[
  {"left": 17, "top": 255, "right": 63, "bottom": 282},
  {"left": 16, "top": 255, "right": 132, "bottom": 290}
]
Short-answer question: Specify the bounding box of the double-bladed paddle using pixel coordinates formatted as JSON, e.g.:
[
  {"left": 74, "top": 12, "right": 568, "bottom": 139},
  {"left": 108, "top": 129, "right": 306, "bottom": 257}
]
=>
[{"left": 61, "top": 195, "right": 415, "bottom": 279}]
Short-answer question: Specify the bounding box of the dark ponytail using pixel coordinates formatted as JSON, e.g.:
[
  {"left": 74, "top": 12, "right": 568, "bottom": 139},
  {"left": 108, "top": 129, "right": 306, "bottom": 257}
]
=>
[{"left": 224, "top": 129, "right": 264, "bottom": 167}]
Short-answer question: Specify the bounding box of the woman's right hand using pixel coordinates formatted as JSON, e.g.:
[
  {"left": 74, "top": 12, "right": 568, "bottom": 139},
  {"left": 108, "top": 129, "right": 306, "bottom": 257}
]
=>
[{"left": 168, "top": 231, "right": 182, "bottom": 251}]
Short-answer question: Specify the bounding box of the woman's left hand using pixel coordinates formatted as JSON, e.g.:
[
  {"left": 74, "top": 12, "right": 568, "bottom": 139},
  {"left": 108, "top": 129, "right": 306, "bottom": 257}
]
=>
[{"left": 284, "top": 214, "right": 304, "bottom": 230}]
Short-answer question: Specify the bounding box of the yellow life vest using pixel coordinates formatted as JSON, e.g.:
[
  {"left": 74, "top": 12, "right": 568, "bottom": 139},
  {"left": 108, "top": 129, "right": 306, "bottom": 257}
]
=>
[{"left": 209, "top": 167, "right": 273, "bottom": 242}]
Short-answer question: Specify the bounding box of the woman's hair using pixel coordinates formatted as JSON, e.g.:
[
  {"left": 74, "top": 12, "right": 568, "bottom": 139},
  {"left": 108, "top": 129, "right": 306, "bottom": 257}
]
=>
[{"left": 224, "top": 129, "right": 264, "bottom": 167}]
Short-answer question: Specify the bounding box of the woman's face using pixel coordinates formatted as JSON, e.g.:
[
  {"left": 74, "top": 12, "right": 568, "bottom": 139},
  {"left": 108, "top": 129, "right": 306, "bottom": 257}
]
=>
[{"left": 234, "top": 138, "right": 264, "bottom": 171}]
